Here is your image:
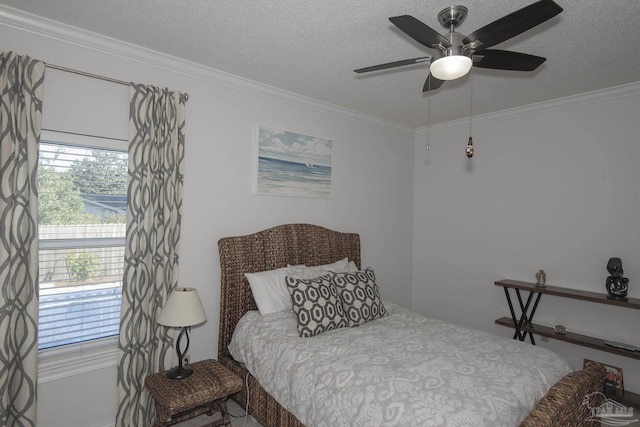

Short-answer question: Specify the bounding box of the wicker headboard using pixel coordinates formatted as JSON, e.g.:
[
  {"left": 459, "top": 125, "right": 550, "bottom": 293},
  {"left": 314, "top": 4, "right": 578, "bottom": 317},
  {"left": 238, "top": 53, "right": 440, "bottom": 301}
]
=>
[{"left": 217, "top": 223, "right": 361, "bottom": 361}]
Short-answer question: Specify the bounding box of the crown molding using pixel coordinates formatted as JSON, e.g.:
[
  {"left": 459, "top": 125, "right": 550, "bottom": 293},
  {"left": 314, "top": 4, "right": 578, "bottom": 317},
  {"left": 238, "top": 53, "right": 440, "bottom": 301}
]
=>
[
  {"left": 0, "top": 4, "right": 414, "bottom": 136},
  {"left": 416, "top": 80, "right": 640, "bottom": 136}
]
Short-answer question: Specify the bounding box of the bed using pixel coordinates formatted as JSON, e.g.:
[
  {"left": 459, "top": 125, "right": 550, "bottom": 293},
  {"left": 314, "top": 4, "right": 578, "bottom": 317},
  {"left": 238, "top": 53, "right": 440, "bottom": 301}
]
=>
[{"left": 217, "top": 223, "right": 605, "bottom": 427}]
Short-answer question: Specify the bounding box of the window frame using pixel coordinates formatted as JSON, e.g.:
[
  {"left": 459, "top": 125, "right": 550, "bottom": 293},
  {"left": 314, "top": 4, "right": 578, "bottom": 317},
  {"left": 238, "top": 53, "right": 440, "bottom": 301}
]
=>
[{"left": 37, "top": 130, "right": 127, "bottom": 382}]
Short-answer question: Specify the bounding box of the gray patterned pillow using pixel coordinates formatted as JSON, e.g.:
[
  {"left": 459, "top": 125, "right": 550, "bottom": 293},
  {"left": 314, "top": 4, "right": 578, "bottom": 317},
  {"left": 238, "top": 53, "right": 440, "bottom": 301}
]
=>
[
  {"left": 330, "top": 268, "right": 387, "bottom": 327},
  {"left": 285, "top": 275, "right": 349, "bottom": 337}
]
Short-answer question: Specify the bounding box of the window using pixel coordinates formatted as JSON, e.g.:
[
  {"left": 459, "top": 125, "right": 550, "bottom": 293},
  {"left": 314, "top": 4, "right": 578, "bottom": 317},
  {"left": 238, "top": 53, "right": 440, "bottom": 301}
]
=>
[{"left": 37, "top": 133, "right": 127, "bottom": 350}]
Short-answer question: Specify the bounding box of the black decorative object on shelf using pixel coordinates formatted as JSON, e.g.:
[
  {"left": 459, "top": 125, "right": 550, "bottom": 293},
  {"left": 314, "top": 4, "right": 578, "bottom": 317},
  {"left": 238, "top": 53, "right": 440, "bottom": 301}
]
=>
[{"left": 605, "top": 257, "right": 628, "bottom": 301}]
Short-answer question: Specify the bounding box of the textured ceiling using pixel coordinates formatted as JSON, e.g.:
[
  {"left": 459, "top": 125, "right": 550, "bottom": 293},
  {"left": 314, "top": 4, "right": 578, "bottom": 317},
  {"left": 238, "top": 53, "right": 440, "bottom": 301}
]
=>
[{"left": 2, "top": 0, "right": 639, "bottom": 128}]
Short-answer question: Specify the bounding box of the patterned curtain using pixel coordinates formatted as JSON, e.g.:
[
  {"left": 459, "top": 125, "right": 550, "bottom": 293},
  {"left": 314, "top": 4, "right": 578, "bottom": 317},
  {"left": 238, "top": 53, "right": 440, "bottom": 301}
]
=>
[
  {"left": 115, "top": 83, "right": 186, "bottom": 426},
  {"left": 0, "top": 51, "right": 45, "bottom": 427}
]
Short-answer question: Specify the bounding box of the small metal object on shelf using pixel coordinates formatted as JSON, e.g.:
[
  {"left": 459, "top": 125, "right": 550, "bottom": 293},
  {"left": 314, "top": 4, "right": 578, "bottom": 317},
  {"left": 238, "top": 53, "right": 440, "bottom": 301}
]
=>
[
  {"left": 553, "top": 324, "right": 566, "bottom": 335},
  {"left": 535, "top": 269, "right": 546, "bottom": 287}
]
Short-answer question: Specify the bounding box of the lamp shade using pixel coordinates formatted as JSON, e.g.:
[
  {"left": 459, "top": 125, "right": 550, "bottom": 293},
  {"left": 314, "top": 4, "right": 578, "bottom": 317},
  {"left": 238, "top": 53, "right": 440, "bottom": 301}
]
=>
[
  {"left": 157, "top": 287, "right": 206, "bottom": 327},
  {"left": 430, "top": 55, "right": 472, "bottom": 81}
]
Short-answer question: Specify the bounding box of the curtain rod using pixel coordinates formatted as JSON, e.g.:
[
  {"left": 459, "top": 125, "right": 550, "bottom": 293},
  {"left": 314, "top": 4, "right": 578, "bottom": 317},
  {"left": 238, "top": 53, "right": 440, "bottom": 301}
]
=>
[
  {"left": 45, "top": 62, "right": 129, "bottom": 86},
  {"left": 44, "top": 62, "right": 189, "bottom": 101}
]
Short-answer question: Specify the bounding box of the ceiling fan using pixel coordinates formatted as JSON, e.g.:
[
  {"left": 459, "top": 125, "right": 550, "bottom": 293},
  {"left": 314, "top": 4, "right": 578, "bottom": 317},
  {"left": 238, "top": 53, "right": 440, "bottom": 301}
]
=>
[{"left": 354, "top": 0, "right": 563, "bottom": 92}]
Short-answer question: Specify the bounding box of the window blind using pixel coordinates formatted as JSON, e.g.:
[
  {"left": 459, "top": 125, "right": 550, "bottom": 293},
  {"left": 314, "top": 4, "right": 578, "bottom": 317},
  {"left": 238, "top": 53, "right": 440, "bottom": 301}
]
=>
[{"left": 38, "top": 142, "right": 127, "bottom": 349}]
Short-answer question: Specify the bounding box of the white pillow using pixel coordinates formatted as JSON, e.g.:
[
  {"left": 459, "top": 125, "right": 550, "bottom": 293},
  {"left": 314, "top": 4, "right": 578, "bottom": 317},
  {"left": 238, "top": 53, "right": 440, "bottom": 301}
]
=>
[
  {"left": 245, "top": 258, "right": 352, "bottom": 315},
  {"left": 347, "top": 260, "right": 359, "bottom": 272},
  {"left": 286, "top": 257, "right": 350, "bottom": 279},
  {"left": 244, "top": 267, "right": 290, "bottom": 315}
]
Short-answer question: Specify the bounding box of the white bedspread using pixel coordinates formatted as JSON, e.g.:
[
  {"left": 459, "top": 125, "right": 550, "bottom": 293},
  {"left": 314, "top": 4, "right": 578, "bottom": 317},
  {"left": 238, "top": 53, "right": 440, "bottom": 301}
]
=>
[{"left": 228, "top": 303, "right": 572, "bottom": 427}]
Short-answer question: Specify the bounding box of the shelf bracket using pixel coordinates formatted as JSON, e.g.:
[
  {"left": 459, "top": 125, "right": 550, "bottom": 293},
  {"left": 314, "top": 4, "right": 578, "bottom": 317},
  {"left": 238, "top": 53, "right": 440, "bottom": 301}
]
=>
[{"left": 503, "top": 286, "right": 543, "bottom": 344}]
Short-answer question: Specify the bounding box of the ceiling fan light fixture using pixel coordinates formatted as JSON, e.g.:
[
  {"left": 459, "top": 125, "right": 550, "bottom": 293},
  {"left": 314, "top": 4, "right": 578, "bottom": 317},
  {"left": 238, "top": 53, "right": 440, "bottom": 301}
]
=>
[{"left": 430, "top": 55, "right": 472, "bottom": 81}]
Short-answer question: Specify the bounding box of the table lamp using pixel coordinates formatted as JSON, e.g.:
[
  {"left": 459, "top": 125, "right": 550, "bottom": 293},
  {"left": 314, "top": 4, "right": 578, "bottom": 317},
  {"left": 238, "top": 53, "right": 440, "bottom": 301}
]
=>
[{"left": 157, "top": 287, "right": 206, "bottom": 379}]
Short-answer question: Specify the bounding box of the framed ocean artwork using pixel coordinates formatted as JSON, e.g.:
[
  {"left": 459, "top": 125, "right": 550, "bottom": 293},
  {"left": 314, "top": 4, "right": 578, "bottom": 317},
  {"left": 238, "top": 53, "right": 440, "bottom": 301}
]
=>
[{"left": 255, "top": 126, "right": 333, "bottom": 198}]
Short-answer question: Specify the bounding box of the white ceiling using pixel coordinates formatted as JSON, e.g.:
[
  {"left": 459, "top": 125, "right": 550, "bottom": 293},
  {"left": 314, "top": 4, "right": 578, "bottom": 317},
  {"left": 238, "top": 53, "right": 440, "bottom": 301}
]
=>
[{"left": 3, "top": 0, "right": 640, "bottom": 128}]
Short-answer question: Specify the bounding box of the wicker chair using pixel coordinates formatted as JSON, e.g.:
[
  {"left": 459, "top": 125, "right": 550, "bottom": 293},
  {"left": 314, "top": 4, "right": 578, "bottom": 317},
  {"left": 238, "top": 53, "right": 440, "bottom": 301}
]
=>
[{"left": 519, "top": 361, "right": 606, "bottom": 427}]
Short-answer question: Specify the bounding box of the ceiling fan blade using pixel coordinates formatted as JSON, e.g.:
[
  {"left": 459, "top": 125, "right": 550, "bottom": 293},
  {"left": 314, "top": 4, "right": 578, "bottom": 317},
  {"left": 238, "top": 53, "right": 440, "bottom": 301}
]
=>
[
  {"left": 390, "top": 15, "right": 451, "bottom": 49},
  {"left": 422, "top": 74, "right": 445, "bottom": 92},
  {"left": 473, "top": 49, "right": 546, "bottom": 71},
  {"left": 463, "top": 0, "right": 562, "bottom": 50},
  {"left": 354, "top": 57, "right": 430, "bottom": 74}
]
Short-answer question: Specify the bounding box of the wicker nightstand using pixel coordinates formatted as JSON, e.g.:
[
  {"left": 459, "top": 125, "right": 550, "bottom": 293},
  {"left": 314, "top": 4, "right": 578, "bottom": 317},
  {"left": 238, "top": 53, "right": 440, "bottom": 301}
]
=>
[{"left": 145, "top": 359, "right": 244, "bottom": 427}]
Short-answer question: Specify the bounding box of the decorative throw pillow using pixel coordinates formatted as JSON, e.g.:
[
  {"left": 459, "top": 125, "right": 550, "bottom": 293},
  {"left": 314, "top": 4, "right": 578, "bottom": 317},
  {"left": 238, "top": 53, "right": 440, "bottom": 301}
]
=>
[
  {"left": 285, "top": 275, "right": 349, "bottom": 337},
  {"left": 330, "top": 267, "right": 387, "bottom": 327}
]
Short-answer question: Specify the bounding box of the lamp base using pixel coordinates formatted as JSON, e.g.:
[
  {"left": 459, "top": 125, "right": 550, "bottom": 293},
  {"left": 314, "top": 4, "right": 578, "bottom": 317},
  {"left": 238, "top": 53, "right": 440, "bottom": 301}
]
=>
[{"left": 166, "top": 365, "right": 193, "bottom": 380}]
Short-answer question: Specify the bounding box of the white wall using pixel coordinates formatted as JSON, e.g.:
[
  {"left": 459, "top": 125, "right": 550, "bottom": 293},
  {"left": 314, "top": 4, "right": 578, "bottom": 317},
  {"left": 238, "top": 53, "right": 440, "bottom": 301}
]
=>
[
  {"left": 413, "top": 84, "right": 640, "bottom": 393},
  {"left": 1, "top": 6, "right": 415, "bottom": 427},
  {"left": 5, "top": 4, "right": 639, "bottom": 426}
]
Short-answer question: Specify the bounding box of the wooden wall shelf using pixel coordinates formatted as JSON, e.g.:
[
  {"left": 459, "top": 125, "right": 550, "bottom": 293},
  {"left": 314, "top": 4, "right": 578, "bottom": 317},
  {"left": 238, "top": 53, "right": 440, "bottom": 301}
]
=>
[
  {"left": 495, "top": 279, "right": 640, "bottom": 408},
  {"left": 495, "top": 279, "right": 640, "bottom": 310},
  {"left": 495, "top": 317, "right": 640, "bottom": 361}
]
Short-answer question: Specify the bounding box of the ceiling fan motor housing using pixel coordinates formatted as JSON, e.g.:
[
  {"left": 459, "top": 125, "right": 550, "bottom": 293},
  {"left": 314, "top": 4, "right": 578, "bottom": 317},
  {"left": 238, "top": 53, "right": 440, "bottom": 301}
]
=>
[
  {"left": 441, "top": 31, "right": 470, "bottom": 59},
  {"left": 435, "top": 6, "right": 473, "bottom": 61},
  {"left": 430, "top": 32, "right": 473, "bottom": 81}
]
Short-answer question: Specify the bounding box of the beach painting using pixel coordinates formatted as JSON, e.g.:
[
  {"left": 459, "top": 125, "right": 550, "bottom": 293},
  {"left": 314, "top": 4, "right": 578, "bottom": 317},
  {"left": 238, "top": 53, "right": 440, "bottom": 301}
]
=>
[{"left": 256, "top": 126, "right": 332, "bottom": 198}]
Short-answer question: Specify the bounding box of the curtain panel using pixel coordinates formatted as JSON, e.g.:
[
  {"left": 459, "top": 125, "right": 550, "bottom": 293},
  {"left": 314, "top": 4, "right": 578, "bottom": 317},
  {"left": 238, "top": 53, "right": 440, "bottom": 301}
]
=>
[
  {"left": 0, "top": 51, "right": 45, "bottom": 427},
  {"left": 116, "top": 83, "right": 186, "bottom": 426}
]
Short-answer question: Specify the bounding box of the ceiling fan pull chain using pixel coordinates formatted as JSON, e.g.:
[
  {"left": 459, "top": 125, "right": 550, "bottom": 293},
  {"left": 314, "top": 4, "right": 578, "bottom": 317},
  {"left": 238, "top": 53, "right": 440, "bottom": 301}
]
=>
[
  {"left": 426, "top": 77, "right": 431, "bottom": 152},
  {"left": 466, "top": 68, "right": 474, "bottom": 158}
]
